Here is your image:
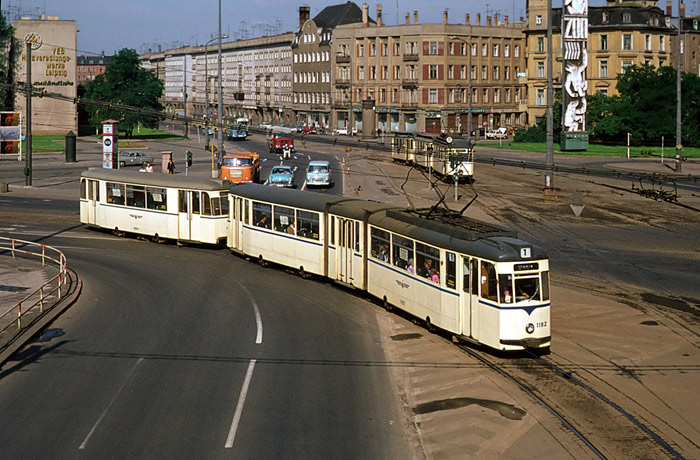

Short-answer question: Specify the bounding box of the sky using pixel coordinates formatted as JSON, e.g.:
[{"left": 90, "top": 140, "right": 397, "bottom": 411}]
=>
[{"left": 3, "top": 0, "right": 680, "bottom": 57}]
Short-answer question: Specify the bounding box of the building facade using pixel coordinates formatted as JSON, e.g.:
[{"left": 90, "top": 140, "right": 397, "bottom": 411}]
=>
[
  {"left": 13, "top": 16, "right": 77, "bottom": 135},
  {"left": 76, "top": 53, "right": 110, "bottom": 85}
]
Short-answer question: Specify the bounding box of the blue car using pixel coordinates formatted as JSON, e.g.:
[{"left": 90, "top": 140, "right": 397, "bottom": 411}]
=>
[
  {"left": 268, "top": 165, "right": 295, "bottom": 187},
  {"left": 305, "top": 160, "right": 331, "bottom": 187}
]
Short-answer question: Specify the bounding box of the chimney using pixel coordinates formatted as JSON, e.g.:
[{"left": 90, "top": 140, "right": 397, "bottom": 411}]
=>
[
  {"left": 487, "top": 16, "right": 492, "bottom": 26},
  {"left": 299, "top": 6, "right": 310, "bottom": 29},
  {"left": 476, "top": 13, "right": 481, "bottom": 26},
  {"left": 680, "top": 2, "right": 685, "bottom": 16},
  {"left": 158, "top": 44, "right": 162, "bottom": 53},
  {"left": 405, "top": 12, "right": 410, "bottom": 25},
  {"left": 101, "top": 50, "right": 105, "bottom": 57},
  {"left": 414, "top": 11, "right": 418, "bottom": 24},
  {"left": 466, "top": 13, "right": 470, "bottom": 25},
  {"left": 666, "top": 1, "right": 672, "bottom": 15},
  {"left": 443, "top": 10, "right": 448, "bottom": 24},
  {"left": 494, "top": 13, "right": 499, "bottom": 25},
  {"left": 377, "top": 4, "right": 383, "bottom": 26},
  {"left": 363, "top": 3, "right": 369, "bottom": 26},
  {"left": 505, "top": 16, "right": 509, "bottom": 25}
]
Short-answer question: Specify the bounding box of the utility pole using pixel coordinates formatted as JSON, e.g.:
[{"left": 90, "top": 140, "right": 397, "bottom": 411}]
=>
[
  {"left": 25, "top": 41, "right": 32, "bottom": 187},
  {"left": 676, "top": 0, "right": 683, "bottom": 173},
  {"left": 544, "top": 0, "right": 554, "bottom": 193},
  {"left": 217, "top": 0, "right": 224, "bottom": 166},
  {"left": 183, "top": 57, "right": 188, "bottom": 138}
]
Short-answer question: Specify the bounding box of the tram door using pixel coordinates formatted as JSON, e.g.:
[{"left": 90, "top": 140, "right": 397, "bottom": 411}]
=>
[
  {"left": 178, "top": 190, "right": 201, "bottom": 241},
  {"left": 336, "top": 217, "right": 357, "bottom": 286},
  {"left": 460, "top": 257, "right": 478, "bottom": 338},
  {"left": 84, "top": 179, "right": 99, "bottom": 225}
]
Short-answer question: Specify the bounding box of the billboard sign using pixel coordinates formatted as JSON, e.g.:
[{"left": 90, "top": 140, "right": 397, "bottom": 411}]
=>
[{"left": 0, "top": 112, "right": 22, "bottom": 157}]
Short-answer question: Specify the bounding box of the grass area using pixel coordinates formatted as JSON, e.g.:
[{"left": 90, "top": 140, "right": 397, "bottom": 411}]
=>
[
  {"left": 477, "top": 140, "right": 700, "bottom": 159},
  {"left": 18, "top": 128, "right": 184, "bottom": 153},
  {"left": 127, "top": 127, "right": 185, "bottom": 141}
]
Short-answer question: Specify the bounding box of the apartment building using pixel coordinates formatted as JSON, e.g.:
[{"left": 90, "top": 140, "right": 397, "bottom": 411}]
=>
[
  {"left": 76, "top": 53, "right": 110, "bottom": 85},
  {"left": 332, "top": 6, "right": 527, "bottom": 134}
]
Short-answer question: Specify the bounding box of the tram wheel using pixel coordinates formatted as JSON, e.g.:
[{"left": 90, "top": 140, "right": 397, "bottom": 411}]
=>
[
  {"left": 152, "top": 233, "right": 163, "bottom": 243},
  {"left": 425, "top": 317, "right": 436, "bottom": 333},
  {"left": 298, "top": 266, "right": 309, "bottom": 278},
  {"left": 258, "top": 255, "right": 268, "bottom": 267},
  {"left": 113, "top": 227, "right": 124, "bottom": 237},
  {"left": 383, "top": 296, "right": 392, "bottom": 311}
]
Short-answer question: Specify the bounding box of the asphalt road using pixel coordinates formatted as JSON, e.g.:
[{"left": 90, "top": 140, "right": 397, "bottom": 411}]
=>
[{"left": 0, "top": 222, "right": 412, "bottom": 459}]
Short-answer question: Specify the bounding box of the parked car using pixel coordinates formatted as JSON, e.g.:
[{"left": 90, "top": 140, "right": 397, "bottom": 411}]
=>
[
  {"left": 118, "top": 150, "right": 153, "bottom": 168},
  {"left": 485, "top": 127, "right": 508, "bottom": 139},
  {"left": 305, "top": 160, "right": 332, "bottom": 187},
  {"left": 257, "top": 122, "right": 272, "bottom": 129},
  {"left": 290, "top": 125, "right": 304, "bottom": 133},
  {"left": 267, "top": 165, "right": 295, "bottom": 187},
  {"left": 300, "top": 126, "right": 317, "bottom": 134}
]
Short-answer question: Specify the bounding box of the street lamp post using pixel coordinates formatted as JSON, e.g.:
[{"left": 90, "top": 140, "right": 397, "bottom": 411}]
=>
[
  {"left": 449, "top": 36, "right": 472, "bottom": 145},
  {"left": 216, "top": 0, "right": 224, "bottom": 166},
  {"left": 203, "top": 34, "right": 228, "bottom": 150}
]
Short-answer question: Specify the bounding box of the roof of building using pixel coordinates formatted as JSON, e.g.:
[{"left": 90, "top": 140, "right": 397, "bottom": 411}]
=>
[
  {"left": 77, "top": 55, "right": 111, "bottom": 66},
  {"left": 312, "top": 1, "right": 375, "bottom": 30}
]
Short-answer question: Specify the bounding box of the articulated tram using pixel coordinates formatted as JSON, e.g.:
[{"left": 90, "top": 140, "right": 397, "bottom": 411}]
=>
[
  {"left": 80, "top": 169, "right": 231, "bottom": 245},
  {"left": 228, "top": 183, "right": 550, "bottom": 351},
  {"left": 392, "top": 132, "right": 474, "bottom": 182}
]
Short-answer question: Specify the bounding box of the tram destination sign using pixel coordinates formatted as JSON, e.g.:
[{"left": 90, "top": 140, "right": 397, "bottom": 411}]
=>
[{"left": 515, "top": 262, "right": 539, "bottom": 271}]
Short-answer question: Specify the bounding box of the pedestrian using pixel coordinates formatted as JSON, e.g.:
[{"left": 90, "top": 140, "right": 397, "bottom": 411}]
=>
[
  {"left": 167, "top": 156, "right": 176, "bottom": 174},
  {"left": 145, "top": 162, "right": 154, "bottom": 173},
  {"left": 139, "top": 165, "right": 146, "bottom": 172}
]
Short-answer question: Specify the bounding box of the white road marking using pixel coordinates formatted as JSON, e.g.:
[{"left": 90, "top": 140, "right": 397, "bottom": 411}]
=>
[
  {"left": 224, "top": 359, "right": 256, "bottom": 449},
  {"left": 79, "top": 357, "right": 144, "bottom": 450},
  {"left": 237, "top": 282, "right": 263, "bottom": 344}
]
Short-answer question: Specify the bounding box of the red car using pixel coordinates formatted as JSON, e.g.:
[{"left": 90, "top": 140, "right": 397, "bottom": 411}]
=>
[{"left": 300, "top": 126, "right": 317, "bottom": 134}]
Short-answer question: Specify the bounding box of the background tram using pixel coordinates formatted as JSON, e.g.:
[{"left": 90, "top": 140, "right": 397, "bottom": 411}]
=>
[
  {"left": 80, "top": 169, "right": 231, "bottom": 245},
  {"left": 391, "top": 132, "right": 474, "bottom": 182},
  {"left": 228, "top": 184, "right": 550, "bottom": 352}
]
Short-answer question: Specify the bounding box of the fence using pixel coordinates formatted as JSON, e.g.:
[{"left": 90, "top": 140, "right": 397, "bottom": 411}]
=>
[{"left": 0, "top": 237, "right": 67, "bottom": 338}]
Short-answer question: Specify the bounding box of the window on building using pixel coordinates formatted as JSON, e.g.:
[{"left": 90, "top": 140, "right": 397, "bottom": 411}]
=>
[
  {"left": 471, "top": 43, "right": 477, "bottom": 56},
  {"left": 492, "top": 66, "right": 499, "bottom": 80},
  {"left": 394, "top": 65, "right": 401, "bottom": 79},
  {"left": 602, "top": 12, "right": 609, "bottom": 23},
  {"left": 598, "top": 88, "right": 609, "bottom": 96},
  {"left": 382, "top": 42, "right": 388, "bottom": 56},
  {"left": 481, "top": 66, "right": 487, "bottom": 79},
  {"left": 429, "top": 41, "right": 438, "bottom": 54},
  {"left": 448, "top": 65, "right": 454, "bottom": 79},
  {"left": 470, "top": 65, "right": 476, "bottom": 80},
  {"left": 371, "top": 43, "right": 376, "bottom": 56},
  {"left": 370, "top": 66, "right": 377, "bottom": 80},
  {"left": 600, "top": 34, "right": 608, "bottom": 50},
  {"left": 505, "top": 88, "right": 511, "bottom": 102},
  {"left": 514, "top": 45, "right": 520, "bottom": 57},
  {"left": 645, "top": 34, "right": 652, "bottom": 51},
  {"left": 623, "top": 34, "right": 632, "bottom": 50},
  {"left": 359, "top": 66, "right": 365, "bottom": 79},
  {"left": 448, "top": 42, "right": 455, "bottom": 55},
  {"left": 536, "top": 88, "right": 545, "bottom": 105},
  {"left": 537, "top": 37, "right": 545, "bottom": 52},
  {"left": 660, "top": 36, "right": 665, "bottom": 51},
  {"left": 622, "top": 60, "right": 634, "bottom": 72},
  {"left": 504, "top": 66, "right": 510, "bottom": 80},
  {"left": 494, "top": 88, "right": 500, "bottom": 103},
  {"left": 537, "top": 61, "right": 545, "bottom": 78},
  {"left": 460, "top": 65, "right": 466, "bottom": 79},
  {"left": 429, "top": 88, "right": 438, "bottom": 103},
  {"left": 536, "top": 15, "right": 542, "bottom": 25},
  {"left": 380, "top": 88, "right": 386, "bottom": 102},
  {"left": 429, "top": 65, "right": 438, "bottom": 79},
  {"left": 482, "top": 43, "right": 488, "bottom": 56},
  {"left": 448, "top": 88, "right": 455, "bottom": 103},
  {"left": 382, "top": 65, "right": 388, "bottom": 80},
  {"left": 482, "top": 88, "right": 489, "bottom": 103},
  {"left": 493, "top": 44, "right": 499, "bottom": 56},
  {"left": 623, "top": 12, "right": 631, "bottom": 23},
  {"left": 504, "top": 44, "right": 510, "bottom": 57},
  {"left": 599, "top": 60, "right": 608, "bottom": 78}
]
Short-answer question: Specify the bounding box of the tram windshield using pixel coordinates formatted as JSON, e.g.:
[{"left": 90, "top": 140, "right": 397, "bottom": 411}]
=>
[{"left": 499, "top": 274, "right": 546, "bottom": 304}]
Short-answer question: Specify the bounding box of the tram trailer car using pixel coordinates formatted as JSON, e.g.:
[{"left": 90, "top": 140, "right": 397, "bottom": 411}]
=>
[
  {"left": 229, "top": 183, "right": 550, "bottom": 352},
  {"left": 80, "top": 169, "right": 231, "bottom": 245}
]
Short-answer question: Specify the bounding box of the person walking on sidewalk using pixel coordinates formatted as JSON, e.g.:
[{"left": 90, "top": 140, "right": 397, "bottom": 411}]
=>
[{"left": 167, "top": 156, "right": 176, "bottom": 175}]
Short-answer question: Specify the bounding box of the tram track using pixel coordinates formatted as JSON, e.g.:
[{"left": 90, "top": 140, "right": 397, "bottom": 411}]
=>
[{"left": 456, "top": 343, "right": 688, "bottom": 460}]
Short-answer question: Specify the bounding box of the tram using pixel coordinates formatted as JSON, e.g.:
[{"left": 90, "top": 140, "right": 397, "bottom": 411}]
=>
[
  {"left": 80, "top": 169, "right": 231, "bottom": 245},
  {"left": 228, "top": 183, "right": 550, "bottom": 352},
  {"left": 392, "top": 132, "right": 474, "bottom": 182}
]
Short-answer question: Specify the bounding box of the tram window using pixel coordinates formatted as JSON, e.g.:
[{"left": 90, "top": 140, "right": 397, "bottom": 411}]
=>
[
  {"left": 191, "top": 191, "right": 201, "bottom": 214},
  {"left": 499, "top": 274, "right": 514, "bottom": 303},
  {"left": 392, "top": 235, "right": 414, "bottom": 270},
  {"left": 107, "top": 182, "right": 125, "bottom": 205},
  {"left": 242, "top": 199, "right": 249, "bottom": 224},
  {"left": 274, "top": 205, "right": 295, "bottom": 233},
  {"left": 515, "top": 277, "right": 540, "bottom": 302},
  {"left": 330, "top": 217, "right": 335, "bottom": 244},
  {"left": 370, "top": 227, "right": 390, "bottom": 261},
  {"left": 146, "top": 187, "right": 167, "bottom": 211},
  {"left": 416, "top": 242, "right": 440, "bottom": 279},
  {"left": 203, "top": 192, "right": 212, "bottom": 215},
  {"left": 252, "top": 202, "right": 272, "bottom": 228},
  {"left": 221, "top": 196, "right": 229, "bottom": 217},
  {"left": 211, "top": 196, "right": 221, "bottom": 216},
  {"left": 471, "top": 259, "right": 479, "bottom": 294},
  {"left": 541, "top": 271, "right": 550, "bottom": 301},
  {"left": 462, "top": 257, "right": 471, "bottom": 293},
  {"left": 126, "top": 185, "right": 146, "bottom": 208},
  {"left": 480, "top": 261, "right": 498, "bottom": 301},
  {"left": 445, "top": 252, "right": 456, "bottom": 289},
  {"left": 297, "top": 210, "right": 319, "bottom": 240},
  {"left": 94, "top": 181, "right": 99, "bottom": 201},
  {"left": 354, "top": 221, "right": 360, "bottom": 252},
  {"left": 80, "top": 179, "right": 86, "bottom": 199}
]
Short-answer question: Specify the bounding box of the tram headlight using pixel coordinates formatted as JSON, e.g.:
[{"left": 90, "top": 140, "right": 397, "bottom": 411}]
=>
[{"left": 525, "top": 323, "right": 535, "bottom": 334}]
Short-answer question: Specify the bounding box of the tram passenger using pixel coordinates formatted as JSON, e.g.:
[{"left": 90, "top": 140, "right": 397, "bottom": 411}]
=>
[
  {"left": 377, "top": 245, "right": 389, "bottom": 262},
  {"left": 256, "top": 215, "right": 269, "bottom": 228},
  {"left": 430, "top": 268, "right": 440, "bottom": 284},
  {"left": 407, "top": 258, "right": 415, "bottom": 274},
  {"left": 287, "top": 221, "right": 296, "bottom": 235},
  {"left": 418, "top": 259, "right": 433, "bottom": 277}
]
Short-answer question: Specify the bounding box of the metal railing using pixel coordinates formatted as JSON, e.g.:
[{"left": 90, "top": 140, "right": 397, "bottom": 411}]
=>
[{"left": 0, "top": 237, "right": 67, "bottom": 335}]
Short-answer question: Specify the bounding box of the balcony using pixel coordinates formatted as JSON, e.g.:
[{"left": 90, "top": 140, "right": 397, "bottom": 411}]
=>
[
  {"left": 403, "top": 53, "right": 419, "bottom": 62},
  {"left": 401, "top": 102, "right": 418, "bottom": 108},
  {"left": 336, "top": 54, "right": 350, "bottom": 63},
  {"left": 335, "top": 79, "right": 350, "bottom": 89},
  {"left": 401, "top": 79, "right": 418, "bottom": 89}
]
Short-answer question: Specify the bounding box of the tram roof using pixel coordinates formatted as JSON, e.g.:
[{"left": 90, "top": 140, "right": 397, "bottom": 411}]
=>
[
  {"left": 81, "top": 169, "right": 232, "bottom": 191},
  {"left": 230, "top": 183, "right": 350, "bottom": 212},
  {"left": 368, "top": 208, "right": 547, "bottom": 261}
]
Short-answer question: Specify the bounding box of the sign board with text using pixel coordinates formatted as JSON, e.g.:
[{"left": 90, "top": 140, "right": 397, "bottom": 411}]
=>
[{"left": 0, "top": 112, "right": 22, "bottom": 159}]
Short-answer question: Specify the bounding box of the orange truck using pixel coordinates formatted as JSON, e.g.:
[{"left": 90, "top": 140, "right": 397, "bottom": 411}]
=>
[{"left": 220, "top": 152, "right": 260, "bottom": 183}]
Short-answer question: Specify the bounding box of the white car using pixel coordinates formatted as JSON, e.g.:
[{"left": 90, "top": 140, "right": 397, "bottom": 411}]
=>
[
  {"left": 333, "top": 127, "right": 357, "bottom": 136},
  {"left": 486, "top": 128, "right": 508, "bottom": 139}
]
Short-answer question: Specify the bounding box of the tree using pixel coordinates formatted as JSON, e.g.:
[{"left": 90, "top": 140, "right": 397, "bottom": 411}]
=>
[
  {"left": 0, "top": 13, "right": 18, "bottom": 110},
  {"left": 83, "top": 48, "right": 164, "bottom": 137}
]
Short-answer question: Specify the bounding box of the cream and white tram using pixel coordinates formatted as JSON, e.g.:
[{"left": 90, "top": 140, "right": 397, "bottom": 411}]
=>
[
  {"left": 228, "top": 184, "right": 550, "bottom": 352},
  {"left": 80, "top": 169, "right": 231, "bottom": 244},
  {"left": 391, "top": 132, "right": 474, "bottom": 182}
]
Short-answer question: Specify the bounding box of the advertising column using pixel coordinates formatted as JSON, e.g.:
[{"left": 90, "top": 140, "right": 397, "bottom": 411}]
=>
[
  {"left": 560, "top": 0, "right": 589, "bottom": 151},
  {"left": 101, "top": 120, "right": 119, "bottom": 169}
]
